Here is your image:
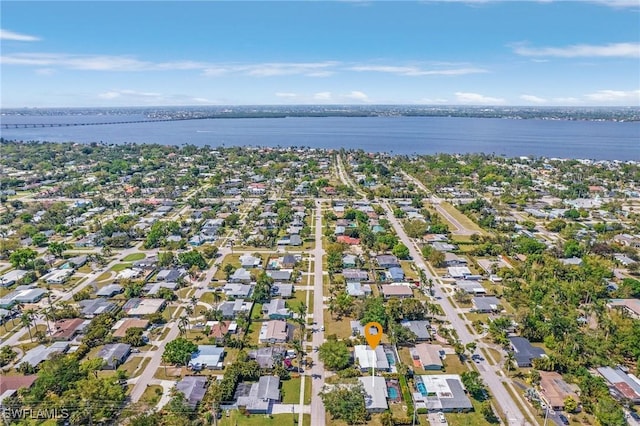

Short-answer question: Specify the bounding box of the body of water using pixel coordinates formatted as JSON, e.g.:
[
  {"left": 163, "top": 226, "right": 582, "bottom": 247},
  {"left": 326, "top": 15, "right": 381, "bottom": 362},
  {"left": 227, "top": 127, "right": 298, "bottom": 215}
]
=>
[{"left": 1, "top": 115, "right": 638, "bottom": 160}]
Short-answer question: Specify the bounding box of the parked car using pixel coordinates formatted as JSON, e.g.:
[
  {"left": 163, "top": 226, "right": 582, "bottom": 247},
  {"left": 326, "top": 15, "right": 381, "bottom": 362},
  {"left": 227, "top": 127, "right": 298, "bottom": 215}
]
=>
[
  {"left": 439, "top": 412, "right": 446, "bottom": 423},
  {"left": 559, "top": 414, "right": 569, "bottom": 425}
]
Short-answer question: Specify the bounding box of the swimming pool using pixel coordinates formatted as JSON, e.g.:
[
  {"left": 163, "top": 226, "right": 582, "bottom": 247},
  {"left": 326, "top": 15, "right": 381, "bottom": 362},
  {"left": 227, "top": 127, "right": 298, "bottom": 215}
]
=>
[
  {"left": 385, "top": 351, "right": 396, "bottom": 366},
  {"left": 388, "top": 387, "right": 399, "bottom": 399},
  {"left": 416, "top": 382, "right": 427, "bottom": 396}
]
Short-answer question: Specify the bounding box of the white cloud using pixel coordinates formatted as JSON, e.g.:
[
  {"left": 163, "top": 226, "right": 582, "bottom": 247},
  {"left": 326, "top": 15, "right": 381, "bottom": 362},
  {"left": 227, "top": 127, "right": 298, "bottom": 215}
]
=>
[
  {"left": 584, "top": 89, "right": 640, "bottom": 103},
  {"left": 344, "top": 91, "right": 369, "bottom": 101},
  {"left": 313, "top": 92, "right": 333, "bottom": 101},
  {"left": 35, "top": 68, "right": 55, "bottom": 76},
  {"left": 455, "top": 92, "right": 505, "bottom": 104},
  {"left": 0, "top": 29, "right": 40, "bottom": 42},
  {"left": 98, "top": 89, "right": 161, "bottom": 100},
  {"left": 275, "top": 92, "right": 298, "bottom": 98},
  {"left": 204, "top": 62, "right": 337, "bottom": 77},
  {"left": 349, "top": 65, "right": 487, "bottom": 76},
  {"left": 520, "top": 94, "right": 547, "bottom": 104},
  {"left": 512, "top": 42, "right": 640, "bottom": 58},
  {"left": 589, "top": 0, "right": 640, "bottom": 8}
]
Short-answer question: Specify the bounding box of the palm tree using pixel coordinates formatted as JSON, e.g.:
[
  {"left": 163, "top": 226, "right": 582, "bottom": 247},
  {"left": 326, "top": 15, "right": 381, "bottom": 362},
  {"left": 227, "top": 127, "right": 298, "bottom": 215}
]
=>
[
  {"left": 179, "top": 314, "right": 190, "bottom": 333},
  {"left": 212, "top": 292, "right": 222, "bottom": 310},
  {"left": 505, "top": 351, "right": 516, "bottom": 372},
  {"left": 21, "top": 310, "right": 35, "bottom": 342},
  {"left": 291, "top": 340, "right": 304, "bottom": 373}
]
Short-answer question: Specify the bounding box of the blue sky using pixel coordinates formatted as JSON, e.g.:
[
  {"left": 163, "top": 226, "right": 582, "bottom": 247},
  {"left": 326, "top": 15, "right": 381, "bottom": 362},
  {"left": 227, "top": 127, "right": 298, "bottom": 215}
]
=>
[{"left": 1, "top": 1, "right": 639, "bottom": 107}]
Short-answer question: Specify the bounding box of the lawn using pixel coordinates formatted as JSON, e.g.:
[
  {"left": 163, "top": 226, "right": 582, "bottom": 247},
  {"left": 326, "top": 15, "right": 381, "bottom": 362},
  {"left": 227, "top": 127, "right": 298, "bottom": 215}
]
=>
[
  {"left": 122, "top": 252, "right": 146, "bottom": 262},
  {"left": 95, "top": 271, "right": 113, "bottom": 281},
  {"left": 281, "top": 377, "right": 302, "bottom": 404},
  {"left": 139, "top": 384, "right": 163, "bottom": 406},
  {"left": 218, "top": 412, "right": 300, "bottom": 426},
  {"left": 287, "top": 290, "right": 312, "bottom": 314},
  {"left": 325, "top": 313, "right": 356, "bottom": 340},
  {"left": 111, "top": 262, "right": 132, "bottom": 272},
  {"left": 400, "top": 260, "right": 418, "bottom": 281},
  {"left": 445, "top": 397, "right": 501, "bottom": 426},
  {"left": 119, "top": 356, "right": 150, "bottom": 378},
  {"left": 438, "top": 202, "right": 486, "bottom": 235}
]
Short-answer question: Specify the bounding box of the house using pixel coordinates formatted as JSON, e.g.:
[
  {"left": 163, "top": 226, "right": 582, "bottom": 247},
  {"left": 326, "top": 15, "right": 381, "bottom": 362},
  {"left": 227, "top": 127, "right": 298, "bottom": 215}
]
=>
[
  {"left": 444, "top": 253, "right": 467, "bottom": 267},
  {"left": 281, "top": 254, "right": 297, "bottom": 268},
  {"left": 259, "top": 320, "right": 289, "bottom": 344},
  {"left": 230, "top": 268, "right": 252, "bottom": 283},
  {"left": 509, "top": 336, "right": 546, "bottom": 367},
  {"left": 42, "top": 268, "right": 73, "bottom": 284},
  {"left": 271, "top": 283, "right": 293, "bottom": 298},
  {"left": 411, "top": 343, "right": 444, "bottom": 370},
  {"left": 414, "top": 375, "right": 473, "bottom": 412},
  {"left": 597, "top": 366, "right": 640, "bottom": 404},
  {"left": 66, "top": 255, "right": 87, "bottom": 268},
  {"left": 539, "top": 371, "right": 580, "bottom": 410},
  {"left": 51, "top": 318, "right": 88, "bottom": 341},
  {"left": 0, "top": 376, "right": 37, "bottom": 405},
  {"left": 346, "top": 282, "right": 372, "bottom": 298},
  {"left": 207, "top": 320, "right": 236, "bottom": 344},
  {"left": 236, "top": 376, "right": 281, "bottom": 414},
  {"left": 289, "top": 235, "right": 302, "bottom": 246},
  {"left": 262, "top": 299, "right": 291, "bottom": 319},
  {"left": 218, "top": 299, "right": 253, "bottom": 319},
  {"left": 0, "top": 285, "right": 47, "bottom": 308},
  {"left": 0, "top": 269, "right": 28, "bottom": 287},
  {"left": 98, "top": 343, "right": 131, "bottom": 369},
  {"left": 175, "top": 376, "right": 208, "bottom": 408},
  {"left": 377, "top": 255, "right": 400, "bottom": 268},
  {"left": 16, "top": 342, "right": 69, "bottom": 369},
  {"left": 560, "top": 257, "right": 583, "bottom": 266},
  {"left": 267, "top": 270, "right": 291, "bottom": 281},
  {"left": 96, "top": 284, "right": 123, "bottom": 298},
  {"left": 248, "top": 346, "right": 286, "bottom": 369},
  {"left": 156, "top": 268, "right": 185, "bottom": 282},
  {"left": 607, "top": 298, "right": 640, "bottom": 319},
  {"left": 351, "top": 321, "right": 365, "bottom": 337},
  {"left": 79, "top": 298, "right": 118, "bottom": 318},
  {"left": 342, "top": 269, "right": 369, "bottom": 282},
  {"left": 222, "top": 283, "right": 254, "bottom": 299},
  {"left": 380, "top": 284, "right": 414, "bottom": 299},
  {"left": 342, "top": 254, "right": 358, "bottom": 268},
  {"left": 387, "top": 267, "right": 405, "bottom": 282},
  {"left": 354, "top": 345, "right": 390, "bottom": 371},
  {"left": 122, "top": 298, "right": 166, "bottom": 316},
  {"left": 189, "top": 345, "right": 225, "bottom": 370},
  {"left": 143, "top": 281, "right": 178, "bottom": 296},
  {"left": 337, "top": 236, "right": 360, "bottom": 245},
  {"left": 111, "top": 318, "right": 149, "bottom": 339},
  {"left": 447, "top": 266, "right": 472, "bottom": 279},
  {"left": 432, "top": 242, "right": 456, "bottom": 252},
  {"left": 240, "top": 254, "right": 262, "bottom": 269},
  {"left": 456, "top": 281, "right": 487, "bottom": 295},
  {"left": 359, "top": 376, "right": 388, "bottom": 412},
  {"left": 400, "top": 320, "right": 431, "bottom": 341},
  {"left": 472, "top": 296, "right": 501, "bottom": 313}
]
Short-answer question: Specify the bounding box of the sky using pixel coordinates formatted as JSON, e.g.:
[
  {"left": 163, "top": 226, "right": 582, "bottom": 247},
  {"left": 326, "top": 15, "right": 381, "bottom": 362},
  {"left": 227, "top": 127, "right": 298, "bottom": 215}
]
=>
[{"left": 1, "top": 1, "right": 639, "bottom": 107}]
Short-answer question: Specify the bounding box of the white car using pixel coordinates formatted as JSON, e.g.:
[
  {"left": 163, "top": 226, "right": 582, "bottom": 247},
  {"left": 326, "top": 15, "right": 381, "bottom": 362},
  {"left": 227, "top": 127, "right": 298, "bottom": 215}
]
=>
[{"left": 439, "top": 412, "right": 446, "bottom": 423}]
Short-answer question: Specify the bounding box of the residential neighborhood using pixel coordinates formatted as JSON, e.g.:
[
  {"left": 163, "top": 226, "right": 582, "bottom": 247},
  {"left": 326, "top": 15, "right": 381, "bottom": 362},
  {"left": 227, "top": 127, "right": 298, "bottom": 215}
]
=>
[{"left": 0, "top": 142, "right": 639, "bottom": 426}]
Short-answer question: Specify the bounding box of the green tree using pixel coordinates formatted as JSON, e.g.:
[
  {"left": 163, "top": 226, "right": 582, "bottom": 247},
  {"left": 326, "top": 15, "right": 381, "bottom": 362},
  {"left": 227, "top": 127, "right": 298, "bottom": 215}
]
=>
[
  {"left": 391, "top": 242, "right": 410, "bottom": 260},
  {"left": 564, "top": 396, "right": 578, "bottom": 413},
  {"left": 320, "top": 379, "right": 368, "bottom": 424},
  {"left": 177, "top": 250, "right": 207, "bottom": 270},
  {"left": 31, "top": 232, "right": 48, "bottom": 247},
  {"left": 461, "top": 371, "right": 488, "bottom": 401},
  {"left": 9, "top": 247, "right": 37, "bottom": 268},
  {"left": 404, "top": 219, "right": 428, "bottom": 238},
  {"left": 122, "top": 327, "right": 145, "bottom": 347},
  {"left": 359, "top": 297, "right": 388, "bottom": 329},
  {"left": 48, "top": 241, "right": 69, "bottom": 258},
  {"left": 318, "top": 339, "right": 351, "bottom": 370},
  {"left": 428, "top": 250, "right": 446, "bottom": 267},
  {"left": 162, "top": 338, "right": 198, "bottom": 366}
]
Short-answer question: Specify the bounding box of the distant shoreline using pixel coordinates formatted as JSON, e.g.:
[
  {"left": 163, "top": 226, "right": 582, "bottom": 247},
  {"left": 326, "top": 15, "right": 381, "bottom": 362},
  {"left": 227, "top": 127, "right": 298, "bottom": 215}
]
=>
[{"left": 2, "top": 105, "right": 639, "bottom": 122}]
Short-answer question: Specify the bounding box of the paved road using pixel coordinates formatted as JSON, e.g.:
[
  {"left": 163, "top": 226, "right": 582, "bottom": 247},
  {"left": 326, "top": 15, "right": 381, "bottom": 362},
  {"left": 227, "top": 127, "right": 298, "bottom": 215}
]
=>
[
  {"left": 309, "top": 200, "right": 326, "bottom": 426},
  {"left": 380, "top": 199, "right": 535, "bottom": 426},
  {"left": 400, "top": 170, "right": 479, "bottom": 236}
]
